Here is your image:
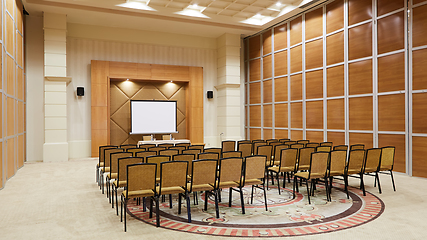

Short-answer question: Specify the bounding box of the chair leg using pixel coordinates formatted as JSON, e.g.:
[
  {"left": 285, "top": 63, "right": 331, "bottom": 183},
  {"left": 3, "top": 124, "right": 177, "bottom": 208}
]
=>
[
  {"left": 186, "top": 192, "right": 192, "bottom": 223},
  {"left": 204, "top": 191, "right": 209, "bottom": 211},
  {"left": 283, "top": 172, "right": 287, "bottom": 188},
  {"left": 344, "top": 175, "right": 349, "bottom": 199},
  {"left": 193, "top": 192, "right": 197, "bottom": 205},
  {"left": 120, "top": 195, "right": 123, "bottom": 222},
  {"left": 239, "top": 187, "right": 245, "bottom": 214},
  {"left": 101, "top": 173, "right": 104, "bottom": 194},
  {"left": 149, "top": 197, "right": 153, "bottom": 218},
  {"left": 96, "top": 166, "right": 99, "bottom": 183},
  {"left": 324, "top": 177, "right": 330, "bottom": 202},
  {"left": 169, "top": 194, "right": 173, "bottom": 208},
  {"left": 251, "top": 185, "right": 254, "bottom": 204},
  {"left": 390, "top": 170, "right": 396, "bottom": 191},
  {"left": 107, "top": 177, "right": 110, "bottom": 201},
  {"left": 124, "top": 198, "right": 127, "bottom": 232},
  {"left": 306, "top": 179, "right": 311, "bottom": 204},
  {"left": 156, "top": 196, "right": 160, "bottom": 227},
  {"left": 262, "top": 185, "right": 268, "bottom": 211},
  {"left": 228, "top": 187, "right": 233, "bottom": 207},
  {"left": 361, "top": 173, "right": 366, "bottom": 196},
  {"left": 277, "top": 172, "right": 281, "bottom": 195},
  {"left": 111, "top": 185, "right": 115, "bottom": 209},
  {"left": 143, "top": 197, "right": 146, "bottom": 212},
  {"left": 292, "top": 176, "right": 296, "bottom": 199},
  {"left": 266, "top": 171, "right": 270, "bottom": 190},
  {"left": 178, "top": 194, "right": 182, "bottom": 214},
  {"left": 376, "top": 172, "right": 382, "bottom": 194},
  {"left": 215, "top": 190, "right": 220, "bottom": 218}
]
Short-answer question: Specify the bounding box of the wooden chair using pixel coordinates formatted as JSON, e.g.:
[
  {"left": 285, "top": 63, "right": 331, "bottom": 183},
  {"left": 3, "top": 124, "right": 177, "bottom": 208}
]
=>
[
  {"left": 159, "top": 149, "right": 179, "bottom": 158},
  {"left": 222, "top": 140, "right": 236, "bottom": 152},
  {"left": 333, "top": 145, "right": 348, "bottom": 151},
  {"left": 140, "top": 143, "right": 156, "bottom": 149},
  {"left": 257, "top": 145, "right": 273, "bottom": 168},
  {"left": 266, "top": 139, "right": 278, "bottom": 144},
  {"left": 158, "top": 143, "right": 174, "bottom": 149},
  {"left": 97, "top": 145, "right": 117, "bottom": 184},
  {"left": 377, "top": 146, "right": 396, "bottom": 191},
  {"left": 127, "top": 147, "right": 144, "bottom": 157},
  {"left": 253, "top": 142, "right": 266, "bottom": 155},
  {"left": 291, "top": 143, "right": 305, "bottom": 149},
  {"left": 328, "top": 150, "right": 348, "bottom": 199},
  {"left": 188, "top": 145, "right": 204, "bottom": 153},
  {"left": 108, "top": 152, "right": 132, "bottom": 204},
  {"left": 187, "top": 160, "right": 218, "bottom": 214},
  {"left": 120, "top": 144, "right": 137, "bottom": 150},
  {"left": 269, "top": 141, "right": 283, "bottom": 160},
  {"left": 293, "top": 152, "right": 331, "bottom": 204},
  {"left": 146, "top": 155, "right": 171, "bottom": 183},
  {"left": 135, "top": 151, "right": 156, "bottom": 162},
  {"left": 278, "top": 138, "right": 290, "bottom": 143},
  {"left": 148, "top": 146, "right": 167, "bottom": 155},
  {"left": 272, "top": 144, "right": 289, "bottom": 166},
  {"left": 168, "top": 146, "right": 186, "bottom": 154},
  {"left": 237, "top": 142, "right": 252, "bottom": 158},
  {"left": 284, "top": 141, "right": 297, "bottom": 145},
  {"left": 345, "top": 149, "right": 366, "bottom": 195},
  {"left": 121, "top": 163, "right": 157, "bottom": 231},
  {"left": 268, "top": 148, "right": 298, "bottom": 194},
  {"left": 216, "top": 157, "right": 244, "bottom": 216},
  {"left": 101, "top": 148, "right": 124, "bottom": 194},
  {"left": 362, "top": 148, "right": 382, "bottom": 196},
  {"left": 297, "top": 140, "right": 309, "bottom": 145},
  {"left": 350, "top": 144, "right": 365, "bottom": 150},
  {"left": 197, "top": 152, "right": 219, "bottom": 160},
  {"left": 320, "top": 142, "right": 333, "bottom": 147},
  {"left": 222, "top": 151, "right": 242, "bottom": 158},
  {"left": 175, "top": 143, "right": 190, "bottom": 149},
  {"left": 306, "top": 142, "right": 319, "bottom": 148},
  {"left": 242, "top": 156, "right": 268, "bottom": 211},
  {"left": 316, "top": 146, "right": 332, "bottom": 152},
  {"left": 173, "top": 154, "right": 196, "bottom": 181},
  {"left": 204, "top": 148, "right": 222, "bottom": 158},
  {"left": 182, "top": 149, "right": 201, "bottom": 155},
  {"left": 297, "top": 147, "right": 316, "bottom": 172}
]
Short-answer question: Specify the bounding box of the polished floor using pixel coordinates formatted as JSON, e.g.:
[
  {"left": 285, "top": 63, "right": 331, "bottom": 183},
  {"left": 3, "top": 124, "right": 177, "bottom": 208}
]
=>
[{"left": 1, "top": 158, "right": 426, "bottom": 239}]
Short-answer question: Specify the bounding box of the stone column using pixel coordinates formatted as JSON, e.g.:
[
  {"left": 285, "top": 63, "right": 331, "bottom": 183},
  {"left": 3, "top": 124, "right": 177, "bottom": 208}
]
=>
[
  {"left": 43, "top": 13, "right": 71, "bottom": 162},
  {"left": 216, "top": 33, "right": 242, "bottom": 144}
]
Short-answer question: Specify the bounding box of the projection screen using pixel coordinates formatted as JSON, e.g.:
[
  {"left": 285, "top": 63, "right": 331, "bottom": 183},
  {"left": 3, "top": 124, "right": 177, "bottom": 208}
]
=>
[{"left": 130, "top": 100, "right": 177, "bottom": 134}]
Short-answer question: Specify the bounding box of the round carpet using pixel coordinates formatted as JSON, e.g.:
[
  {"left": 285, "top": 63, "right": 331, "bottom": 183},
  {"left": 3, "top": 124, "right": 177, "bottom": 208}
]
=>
[{"left": 127, "top": 180, "right": 384, "bottom": 237}]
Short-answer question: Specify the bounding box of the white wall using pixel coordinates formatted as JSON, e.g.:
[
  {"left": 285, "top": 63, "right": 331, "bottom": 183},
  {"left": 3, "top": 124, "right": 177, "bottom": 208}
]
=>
[{"left": 25, "top": 16, "right": 45, "bottom": 162}]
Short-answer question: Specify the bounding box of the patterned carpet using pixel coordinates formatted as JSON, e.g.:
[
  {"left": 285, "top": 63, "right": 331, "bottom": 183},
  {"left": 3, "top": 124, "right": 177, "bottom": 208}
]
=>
[{"left": 127, "top": 179, "right": 384, "bottom": 237}]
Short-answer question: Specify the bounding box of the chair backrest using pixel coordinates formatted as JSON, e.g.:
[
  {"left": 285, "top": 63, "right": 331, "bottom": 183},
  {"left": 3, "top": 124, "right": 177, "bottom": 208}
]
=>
[
  {"left": 308, "top": 152, "right": 330, "bottom": 179},
  {"left": 104, "top": 148, "right": 124, "bottom": 169},
  {"left": 329, "top": 150, "right": 347, "bottom": 175},
  {"left": 182, "top": 149, "right": 201, "bottom": 155},
  {"left": 278, "top": 138, "right": 290, "bottom": 143},
  {"left": 350, "top": 144, "right": 365, "bottom": 150},
  {"left": 159, "top": 149, "right": 179, "bottom": 158},
  {"left": 364, "top": 148, "right": 382, "bottom": 172},
  {"left": 297, "top": 140, "right": 309, "bottom": 144},
  {"left": 237, "top": 143, "right": 252, "bottom": 158},
  {"left": 158, "top": 143, "right": 174, "bottom": 149},
  {"left": 146, "top": 155, "right": 171, "bottom": 177},
  {"left": 237, "top": 140, "right": 251, "bottom": 145},
  {"left": 380, "top": 146, "right": 395, "bottom": 170},
  {"left": 159, "top": 161, "right": 188, "bottom": 194},
  {"left": 244, "top": 155, "right": 267, "bottom": 183},
  {"left": 204, "top": 148, "right": 222, "bottom": 157},
  {"left": 148, "top": 146, "right": 166, "bottom": 154},
  {"left": 135, "top": 151, "right": 156, "bottom": 162},
  {"left": 138, "top": 146, "right": 147, "bottom": 151},
  {"left": 190, "top": 160, "right": 218, "bottom": 191},
  {"left": 168, "top": 146, "right": 186, "bottom": 154},
  {"left": 222, "top": 140, "right": 236, "bottom": 152},
  {"left": 162, "top": 135, "right": 171, "bottom": 140},
  {"left": 222, "top": 151, "right": 242, "bottom": 158},
  {"left": 274, "top": 144, "right": 289, "bottom": 163},
  {"left": 127, "top": 148, "right": 144, "bottom": 156},
  {"left": 252, "top": 139, "right": 265, "bottom": 143},
  {"left": 125, "top": 163, "right": 156, "bottom": 198},
  {"left": 141, "top": 144, "right": 156, "bottom": 149},
  {"left": 266, "top": 139, "right": 278, "bottom": 144},
  {"left": 172, "top": 154, "right": 196, "bottom": 175},
  {"left": 284, "top": 141, "right": 297, "bottom": 145},
  {"left": 269, "top": 141, "right": 282, "bottom": 156},
  {"left": 118, "top": 157, "right": 144, "bottom": 182},
  {"left": 333, "top": 145, "right": 348, "bottom": 151},
  {"left": 316, "top": 146, "right": 332, "bottom": 152},
  {"left": 253, "top": 142, "right": 266, "bottom": 155},
  {"left": 188, "top": 145, "right": 204, "bottom": 153},
  {"left": 142, "top": 136, "right": 152, "bottom": 141},
  {"left": 320, "top": 142, "right": 333, "bottom": 147},
  {"left": 257, "top": 145, "right": 273, "bottom": 164},
  {"left": 198, "top": 152, "right": 219, "bottom": 160},
  {"left": 347, "top": 149, "right": 366, "bottom": 173},
  {"left": 120, "top": 144, "right": 137, "bottom": 150},
  {"left": 218, "top": 157, "right": 244, "bottom": 185},
  {"left": 279, "top": 148, "right": 298, "bottom": 170},
  {"left": 99, "top": 146, "right": 117, "bottom": 164},
  {"left": 306, "top": 142, "right": 319, "bottom": 148},
  {"left": 175, "top": 143, "right": 190, "bottom": 148},
  {"left": 298, "top": 147, "right": 316, "bottom": 168},
  {"left": 110, "top": 152, "right": 133, "bottom": 175},
  {"left": 291, "top": 143, "right": 305, "bottom": 149}
]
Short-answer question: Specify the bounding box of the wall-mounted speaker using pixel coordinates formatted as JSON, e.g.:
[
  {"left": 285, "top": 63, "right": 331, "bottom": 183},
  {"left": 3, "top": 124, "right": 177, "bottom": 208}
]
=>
[
  {"left": 207, "top": 90, "right": 213, "bottom": 99},
  {"left": 77, "top": 87, "right": 84, "bottom": 96}
]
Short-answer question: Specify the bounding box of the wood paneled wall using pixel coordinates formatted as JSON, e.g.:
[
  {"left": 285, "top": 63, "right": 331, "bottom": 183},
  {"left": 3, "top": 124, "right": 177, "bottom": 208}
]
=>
[
  {"left": 91, "top": 61, "right": 203, "bottom": 157},
  {"left": 244, "top": 0, "right": 427, "bottom": 176},
  {"left": 1, "top": 0, "right": 25, "bottom": 188}
]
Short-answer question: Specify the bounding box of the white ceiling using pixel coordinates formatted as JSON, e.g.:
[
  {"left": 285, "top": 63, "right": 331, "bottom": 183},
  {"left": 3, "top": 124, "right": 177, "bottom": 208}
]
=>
[{"left": 23, "top": 0, "right": 326, "bottom": 38}]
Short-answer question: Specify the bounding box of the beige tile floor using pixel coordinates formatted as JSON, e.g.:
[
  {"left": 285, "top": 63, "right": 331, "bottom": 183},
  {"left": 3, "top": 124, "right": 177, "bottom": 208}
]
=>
[{"left": 1, "top": 158, "right": 426, "bottom": 240}]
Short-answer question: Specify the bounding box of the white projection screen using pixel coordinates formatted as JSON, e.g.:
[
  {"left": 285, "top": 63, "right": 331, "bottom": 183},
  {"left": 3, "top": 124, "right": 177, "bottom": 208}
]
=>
[{"left": 130, "top": 100, "right": 177, "bottom": 134}]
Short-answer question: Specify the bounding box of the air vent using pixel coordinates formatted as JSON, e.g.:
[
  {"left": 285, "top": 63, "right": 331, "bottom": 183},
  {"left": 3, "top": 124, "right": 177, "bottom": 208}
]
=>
[{"left": 299, "top": 0, "right": 322, "bottom": 9}]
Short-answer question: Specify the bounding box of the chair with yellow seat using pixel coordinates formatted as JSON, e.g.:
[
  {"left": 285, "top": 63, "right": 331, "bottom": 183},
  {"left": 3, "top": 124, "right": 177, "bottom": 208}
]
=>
[
  {"left": 159, "top": 149, "right": 179, "bottom": 158},
  {"left": 162, "top": 134, "right": 172, "bottom": 140},
  {"left": 257, "top": 145, "right": 273, "bottom": 169},
  {"left": 121, "top": 163, "right": 157, "bottom": 231},
  {"left": 197, "top": 152, "right": 219, "bottom": 160},
  {"left": 222, "top": 151, "right": 242, "bottom": 159},
  {"left": 253, "top": 142, "right": 266, "bottom": 155},
  {"left": 101, "top": 148, "right": 124, "bottom": 194},
  {"left": 188, "top": 144, "right": 205, "bottom": 153},
  {"left": 146, "top": 155, "right": 170, "bottom": 183},
  {"left": 175, "top": 142, "right": 190, "bottom": 149},
  {"left": 148, "top": 146, "right": 167, "bottom": 155},
  {"left": 266, "top": 139, "right": 279, "bottom": 144},
  {"left": 293, "top": 151, "right": 331, "bottom": 204},
  {"left": 97, "top": 145, "right": 117, "bottom": 184},
  {"left": 204, "top": 148, "right": 222, "bottom": 158},
  {"left": 140, "top": 143, "right": 156, "bottom": 149},
  {"left": 333, "top": 145, "right": 348, "bottom": 151},
  {"left": 279, "top": 138, "right": 290, "bottom": 143},
  {"left": 377, "top": 146, "right": 396, "bottom": 191},
  {"left": 173, "top": 153, "right": 196, "bottom": 183},
  {"left": 269, "top": 141, "right": 283, "bottom": 160},
  {"left": 291, "top": 143, "right": 305, "bottom": 149},
  {"left": 135, "top": 151, "right": 156, "bottom": 162},
  {"left": 237, "top": 142, "right": 252, "bottom": 158},
  {"left": 222, "top": 140, "right": 236, "bottom": 152},
  {"left": 297, "top": 140, "right": 309, "bottom": 145},
  {"left": 157, "top": 161, "right": 191, "bottom": 223},
  {"left": 142, "top": 135, "right": 152, "bottom": 141},
  {"left": 242, "top": 155, "right": 268, "bottom": 211},
  {"left": 328, "top": 150, "right": 348, "bottom": 198},
  {"left": 168, "top": 146, "right": 186, "bottom": 154},
  {"left": 350, "top": 144, "right": 364, "bottom": 150},
  {"left": 182, "top": 149, "right": 201, "bottom": 155},
  {"left": 272, "top": 144, "right": 289, "bottom": 166},
  {"left": 126, "top": 147, "right": 144, "bottom": 156},
  {"left": 252, "top": 139, "right": 264, "bottom": 143},
  {"left": 158, "top": 143, "right": 174, "bottom": 149},
  {"left": 119, "top": 144, "right": 137, "bottom": 150},
  {"left": 107, "top": 152, "right": 132, "bottom": 204},
  {"left": 268, "top": 148, "right": 298, "bottom": 194},
  {"left": 113, "top": 156, "right": 143, "bottom": 215},
  {"left": 284, "top": 141, "right": 297, "bottom": 145},
  {"left": 306, "top": 142, "right": 319, "bottom": 148},
  {"left": 345, "top": 149, "right": 366, "bottom": 194},
  {"left": 316, "top": 146, "right": 332, "bottom": 152},
  {"left": 361, "top": 148, "right": 382, "bottom": 196},
  {"left": 320, "top": 142, "right": 333, "bottom": 147},
  {"left": 296, "top": 147, "right": 316, "bottom": 172}
]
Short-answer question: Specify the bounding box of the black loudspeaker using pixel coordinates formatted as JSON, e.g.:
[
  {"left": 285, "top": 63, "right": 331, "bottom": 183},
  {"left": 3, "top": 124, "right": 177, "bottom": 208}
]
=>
[
  {"left": 77, "top": 87, "right": 84, "bottom": 96},
  {"left": 207, "top": 90, "right": 213, "bottom": 99}
]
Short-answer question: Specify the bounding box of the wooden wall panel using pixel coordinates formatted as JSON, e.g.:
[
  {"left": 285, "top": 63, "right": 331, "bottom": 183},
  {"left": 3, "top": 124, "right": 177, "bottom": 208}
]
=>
[
  {"left": 6, "top": 15, "right": 13, "bottom": 57},
  {"left": 413, "top": 93, "right": 427, "bottom": 133},
  {"left": 18, "top": 102, "right": 23, "bottom": 133},
  {"left": 306, "top": 131, "right": 324, "bottom": 143},
  {"left": 378, "top": 12, "right": 405, "bottom": 54},
  {"left": 378, "top": 52, "right": 405, "bottom": 93},
  {"left": 274, "top": 24, "right": 287, "bottom": 51},
  {"left": 378, "top": 94, "right": 405, "bottom": 132},
  {"left": 348, "top": 0, "right": 372, "bottom": 26},
  {"left": 274, "top": 51, "right": 287, "bottom": 76},
  {"left": 328, "top": 99, "right": 345, "bottom": 129},
  {"left": 18, "top": 135, "right": 23, "bottom": 168},
  {"left": 413, "top": 0, "right": 425, "bottom": 4},
  {"left": 377, "top": 0, "right": 404, "bottom": 16},
  {"left": 137, "top": 64, "right": 152, "bottom": 79},
  {"left": 0, "top": 96, "right": 2, "bottom": 137},
  {"left": 326, "top": 0, "right": 344, "bottom": 33},
  {"left": 290, "top": 16, "right": 302, "bottom": 46},
  {"left": 328, "top": 132, "right": 345, "bottom": 145},
  {"left": 291, "top": 102, "right": 302, "bottom": 128},
  {"left": 263, "top": 55, "right": 272, "bottom": 79},
  {"left": 412, "top": 4, "right": 427, "bottom": 48},
  {"left": 412, "top": 136, "right": 427, "bottom": 178},
  {"left": 327, "top": 31, "right": 344, "bottom": 65},
  {"left": 291, "top": 130, "right": 303, "bottom": 141},
  {"left": 349, "top": 59, "right": 372, "bottom": 95},
  {"left": 349, "top": 132, "right": 373, "bottom": 149},
  {"left": 306, "top": 70, "right": 323, "bottom": 99},
  {"left": 412, "top": 49, "right": 427, "bottom": 90},
  {"left": 306, "top": 101, "right": 323, "bottom": 129},
  {"left": 290, "top": 74, "right": 302, "bottom": 100},
  {"left": 275, "top": 129, "right": 288, "bottom": 139},
  {"left": 17, "top": 34, "right": 23, "bottom": 67},
  {"left": 290, "top": 45, "right": 302, "bottom": 73},
  {"left": 250, "top": 105, "right": 261, "bottom": 127},
  {"left": 262, "top": 30, "right": 272, "bottom": 54},
  {"left": 7, "top": 98, "right": 15, "bottom": 136},
  {"left": 327, "top": 65, "right": 345, "bottom": 97},
  {"left": 264, "top": 105, "right": 272, "bottom": 127},
  {"left": 249, "top": 59, "right": 261, "bottom": 82},
  {"left": 349, "top": 23, "right": 372, "bottom": 60},
  {"left": 263, "top": 80, "right": 272, "bottom": 103},
  {"left": 275, "top": 103, "right": 288, "bottom": 128},
  {"left": 378, "top": 134, "right": 405, "bottom": 173},
  {"left": 250, "top": 128, "right": 261, "bottom": 140},
  {"left": 7, "top": 138, "right": 15, "bottom": 179},
  {"left": 305, "top": 39, "right": 323, "bottom": 70},
  {"left": 349, "top": 97, "right": 373, "bottom": 130},
  {"left": 249, "top": 82, "right": 261, "bottom": 104},
  {"left": 274, "top": 77, "right": 288, "bottom": 102},
  {"left": 17, "top": 68, "right": 23, "bottom": 100},
  {"left": 0, "top": 142, "right": 2, "bottom": 187},
  {"left": 249, "top": 35, "right": 261, "bottom": 59},
  {"left": 264, "top": 129, "right": 273, "bottom": 140},
  {"left": 305, "top": 8, "right": 323, "bottom": 40},
  {"left": 7, "top": 56, "right": 14, "bottom": 96}
]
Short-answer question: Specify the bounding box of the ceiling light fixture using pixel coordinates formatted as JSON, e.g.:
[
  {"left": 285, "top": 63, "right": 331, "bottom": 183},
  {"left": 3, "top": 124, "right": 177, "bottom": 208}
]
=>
[
  {"left": 276, "top": 2, "right": 281, "bottom": 7},
  {"left": 175, "top": 3, "right": 209, "bottom": 18},
  {"left": 116, "top": 0, "right": 156, "bottom": 11}
]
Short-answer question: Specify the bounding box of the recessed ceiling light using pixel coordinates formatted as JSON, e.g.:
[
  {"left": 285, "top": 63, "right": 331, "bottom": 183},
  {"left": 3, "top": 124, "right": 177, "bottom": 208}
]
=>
[
  {"left": 276, "top": 2, "right": 281, "bottom": 6},
  {"left": 116, "top": 0, "right": 156, "bottom": 11}
]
